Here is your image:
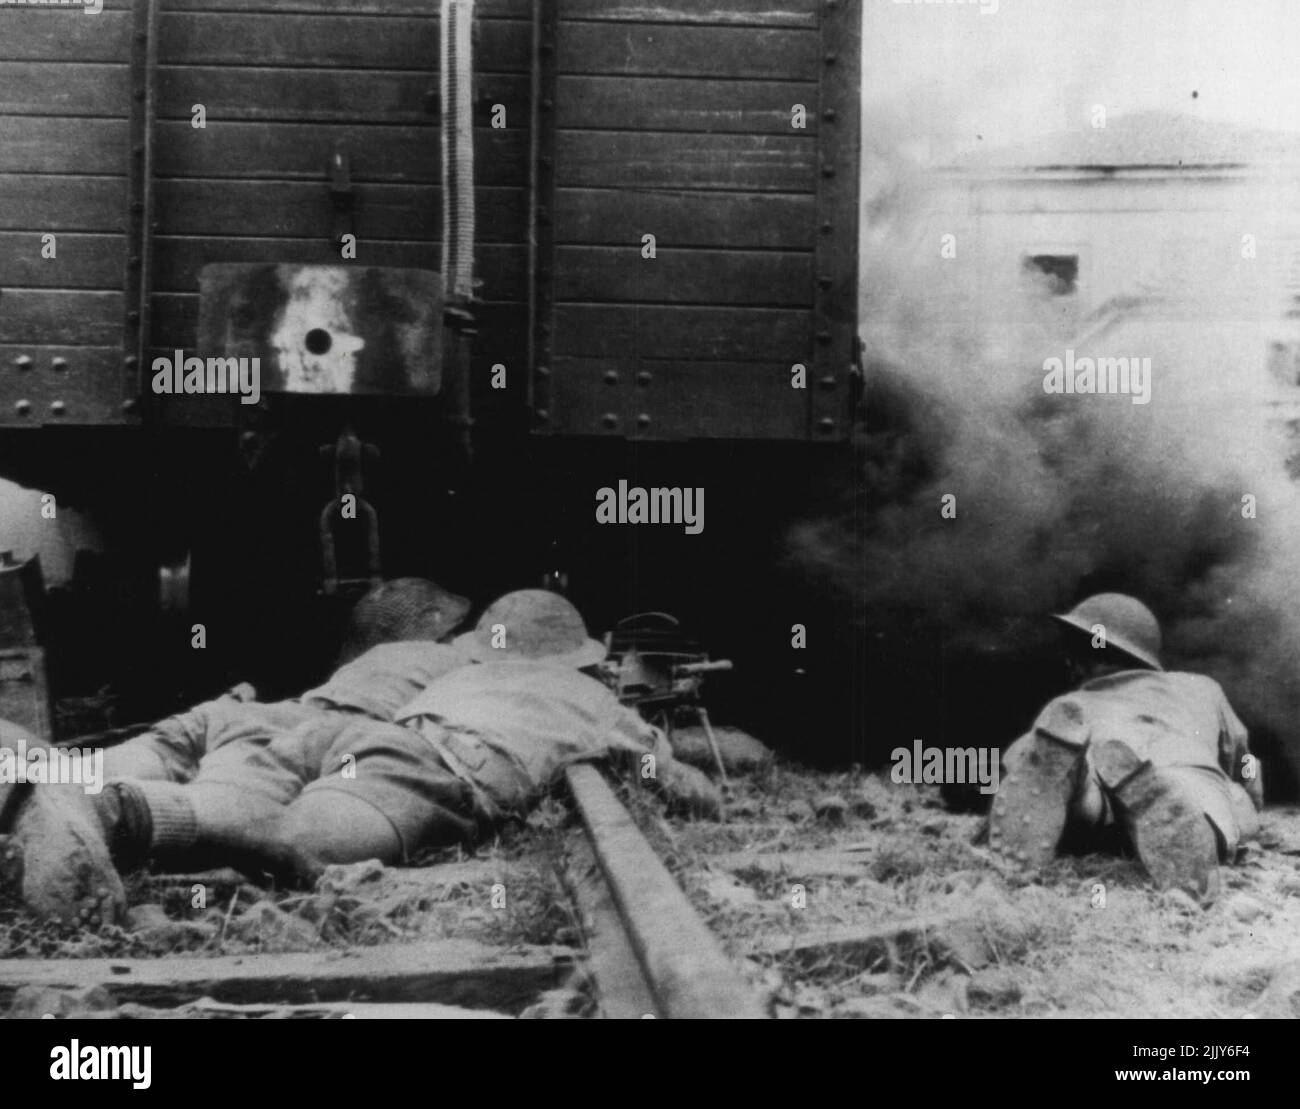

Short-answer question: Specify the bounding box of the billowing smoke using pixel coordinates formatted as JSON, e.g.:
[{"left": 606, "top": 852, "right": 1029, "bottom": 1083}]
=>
[{"left": 791, "top": 107, "right": 1300, "bottom": 794}]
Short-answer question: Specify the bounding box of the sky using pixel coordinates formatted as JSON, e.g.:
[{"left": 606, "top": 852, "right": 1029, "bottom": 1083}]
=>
[{"left": 863, "top": 0, "right": 1300, "bottom": 161}]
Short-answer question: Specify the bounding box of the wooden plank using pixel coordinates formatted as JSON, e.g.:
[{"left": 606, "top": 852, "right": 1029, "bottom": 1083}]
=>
[
  {"left": 557, "top": 22, "right": 820, "bottom": 78},
  {"left": 0, "top": 346, "right": 126, "bottom": 427},
  {"left": 557, "top": 76, "right": 816, "bottom": 134},
  {"left": 158, "top": 12, "right": 532, "bottom": 71},
  {"left": 747, "top": 918, "right": 965, "bottom": 974},
  {"left": 141, "top": 998, "right": 512, "bottom": 1019},
  {"left": 546, "top": 356, "right": 809, "bottom": 439},
  {"left": 559, "top": 0, "right": 819, "bottom": 27},
  {"left": 554, "top": 305, "right": 809, "bottom": 360},
  {"left": 0, "top": 176, "right": 125, "bottom": 232},
  {"left": 555, "top": 246, "right": 811, "bottom": 307},
  {"left": 156, "top": 181, "right": 527, "bottom": 242},
  {"left": 162, "top": 0, "right": 532, "bottom": 16},
  {"left": 0, "top": 63, "right": 129, "bottom": 118},
  {"left": 0, "top": 233, "right": 125, "bottom": 289},
  {"left": 554, "top": 188, "right": 814, "bottom": 249},
  {"left": 557, "top": 132, "right": 816, "bottom": 192},
  {"left": 0, "top": 11, "right": 132, "bottom": 63},
  {"left": 561, "top": 831, "right": 660, "bottom": 1019},
  {"left": 153, "top": 122, "right": 526, "bottom": 184},
  {"left": 153, "top": 238, "right": 526, "bottom": 300},
  {"left": 0, "top": 117, "right": 126, "bottom": 175},
  {"left": 0, "top": 940, "right": 573, "bottom": 1010},
  {"left": 0, "top": 291, "right": 121, "bottom": 345},
  {"left": 565, "top": 764, "right": 765, "bottom": 1019},
  {"left": 157, "top": 68, "right": 529, "bottom": 126}
]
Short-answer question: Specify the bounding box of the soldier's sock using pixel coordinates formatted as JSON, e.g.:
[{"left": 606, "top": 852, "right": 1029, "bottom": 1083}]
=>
[
  {"left": 92, "top": 781, "right": 155, "bottom": 869},
  {"left": 121, "top": 781, "right": 199, "bottom": 860}
]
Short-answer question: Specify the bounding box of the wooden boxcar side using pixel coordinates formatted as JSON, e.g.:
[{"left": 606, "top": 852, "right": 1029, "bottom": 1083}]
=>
[{"left": 0, "top": 0, "right": 859, "bottom": 439}]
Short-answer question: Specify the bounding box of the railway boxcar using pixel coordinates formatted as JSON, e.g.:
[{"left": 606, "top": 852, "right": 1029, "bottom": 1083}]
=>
[{"left": 0, "top": 0, "right": 861, "bottom": 761}]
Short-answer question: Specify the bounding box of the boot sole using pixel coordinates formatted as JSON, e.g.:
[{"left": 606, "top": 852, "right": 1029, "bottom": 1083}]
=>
[
  {"left": 1093, "top": 739, "right": 1221, "bottom": 902},
  {"left": 989, "top": 727, "right": 1086, "bottom": 870}
]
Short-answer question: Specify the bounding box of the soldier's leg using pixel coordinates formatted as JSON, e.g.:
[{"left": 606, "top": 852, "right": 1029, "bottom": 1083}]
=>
[
  {"left": 283, "top": 719, "right": 481, "bottom": 874},
  {"left": 989, "top": 697, "right": 1093, "bottom": 869},
  {"left": 1092, "top": 742, "right": 1222, "bottom": 901}
]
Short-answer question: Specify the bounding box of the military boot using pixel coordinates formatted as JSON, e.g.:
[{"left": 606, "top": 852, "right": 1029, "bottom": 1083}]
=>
[
  {"left": 1092, "top": 739, "right": 1221, "bottom": 903},
  {"left": 989, "top": 698, "right": 1090, "bottom": 870}
]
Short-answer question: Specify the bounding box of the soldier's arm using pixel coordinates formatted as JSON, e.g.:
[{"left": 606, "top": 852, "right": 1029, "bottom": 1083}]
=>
[
  {"left": 603, "top": 708, "right": 722, "bottom": 820},
  {"left": 1218, "top": 694, "right": 1263, "bottom": 810}
]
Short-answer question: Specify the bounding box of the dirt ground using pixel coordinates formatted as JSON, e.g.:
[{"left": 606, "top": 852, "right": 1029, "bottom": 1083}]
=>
[
  {"left": 625, "top": 765, "right": 1300, "bottom": 1019},
  {"left": 5, "top": 759, "right": 1300, "bottom": 1018}
]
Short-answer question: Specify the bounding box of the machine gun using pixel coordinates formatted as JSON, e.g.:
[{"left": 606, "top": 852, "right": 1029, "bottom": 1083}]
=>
[{"left": 595, "top": 612, "right": 733, "bottom": 784}]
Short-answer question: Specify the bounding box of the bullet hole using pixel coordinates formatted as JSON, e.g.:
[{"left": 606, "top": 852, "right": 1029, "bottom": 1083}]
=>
[{"left": 304, "top": 328, "right": 333, "bottom": 355}]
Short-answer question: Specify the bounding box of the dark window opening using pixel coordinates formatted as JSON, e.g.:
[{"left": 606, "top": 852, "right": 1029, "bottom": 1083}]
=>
[{"left": 1023, "top": 254, "right": 1079, "bottom": 296}]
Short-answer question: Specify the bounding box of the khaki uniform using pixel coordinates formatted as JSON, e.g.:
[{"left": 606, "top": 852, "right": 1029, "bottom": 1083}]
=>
[
  {"left": 395, "top": 659, "right": 673, "bottom": 821},
  {"left": 1004, "top": 669, "right": 1261, "bottom": 854}
]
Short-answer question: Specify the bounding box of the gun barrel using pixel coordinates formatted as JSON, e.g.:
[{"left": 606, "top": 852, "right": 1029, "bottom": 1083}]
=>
[{"left": 674, "top": 660, "right": 733, "bottom": 675}]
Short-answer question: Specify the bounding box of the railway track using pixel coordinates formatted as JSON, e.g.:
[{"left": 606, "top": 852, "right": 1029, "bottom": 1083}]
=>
[{"left": 0, "top": 766, "right": 766, "bottom": 1020}]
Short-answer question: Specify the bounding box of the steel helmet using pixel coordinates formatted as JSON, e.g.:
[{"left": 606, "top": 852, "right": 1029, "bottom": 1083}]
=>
[
  {"left": 454, "top": 589, "right": 607, "bottom": 668},
  {"left": 1051, "top": 593, "right": 1162, "bottom": 671},
  {"left": 340, "top": 577, "right": 471, "bottom": 662}
]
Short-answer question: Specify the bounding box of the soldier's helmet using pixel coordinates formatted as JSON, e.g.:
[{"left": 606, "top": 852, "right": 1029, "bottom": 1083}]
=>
[
  {"left": 1051, "top": 592, "right": 1162, "bottom": 671},
  {"left": 340, "top": 577, "right": 472, "bottom": 662},
  {"left": 454, "top": 589, "right": 607, "bottom": 668}
]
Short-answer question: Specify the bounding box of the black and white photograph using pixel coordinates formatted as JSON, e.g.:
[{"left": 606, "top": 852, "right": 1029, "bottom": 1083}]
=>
[{"left": 0, "top": 0, "right": 1291, "bottom": 1067}]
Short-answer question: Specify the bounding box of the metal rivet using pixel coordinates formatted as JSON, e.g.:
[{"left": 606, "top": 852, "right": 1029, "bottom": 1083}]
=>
[
  {"left": 601, "top": 412, "right": 618, "bottom": 428},
  {"left": 824, "top": 53, "right": 837, "bottom": 65},
  {"left": 536, "top": 365, "right": 551, "bottom": 378},
  {"left": 819, "top": 375, "right": 837, "bottom": 390},
  {"left": 816, "top": 330, "right": 832, "bottom": 343},
  {"left": 821, "top": 221, "right": 833, "bottom": 234},
  {"left": 124, "top": 355, "right": 139, "bottom": 369},
  {"left": 50, "top": 400, "right": 66, "bottom": 417},
  {"left": 129, "top": 255, "right": 141, "bottom": 268},
  {"left": 536, "top": 408, "right": 549, "bottom": 421},
  {"left": 636, "top": 413, "right": 650, "bottom": 428},
  {"left": 636, "top": 371, "right": 652, "bottom": 386},
  {"left": 51, "top": 357, "right": 68, "bottom": 372},
  {"left": 823, "top": 109, "right": 837, "bottom": 123},
  {"left": 821, "top": 164, "right": 836, "bottom": 178},
  {"left": 817, "top": 275, "right": 833, "bottom": 289},
  {"left": 818, "top": 417, "right": 835, "bottom": 432},
  {"left": 127, "top": 311, "right": 140, "bottom": 324},
  {"left": 14, "top": 400, "right": 30, "bottom": 416},
  {"left": 542, "top": 98, "right": 554, "bottom": 110},
  {"left": 132, "top": 145, "right": 144, "bottom": 157},
  {"left": 14, "top": 356, "right": 32, "bottom": 371},
  {"left": 121, "top": 398, "right": 138, "bottom": 414},
  {"left": 603, "top": 371, "right": 618, "bottom": 385}
]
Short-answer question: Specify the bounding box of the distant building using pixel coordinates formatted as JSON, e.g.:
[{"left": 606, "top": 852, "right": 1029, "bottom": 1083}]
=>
[{"left": 912, "top": 111, "right": 1300, "bottom": 405}]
